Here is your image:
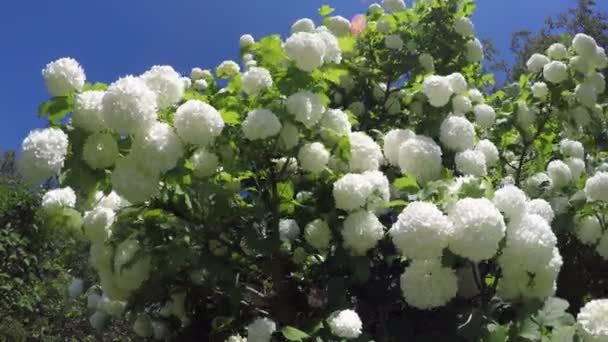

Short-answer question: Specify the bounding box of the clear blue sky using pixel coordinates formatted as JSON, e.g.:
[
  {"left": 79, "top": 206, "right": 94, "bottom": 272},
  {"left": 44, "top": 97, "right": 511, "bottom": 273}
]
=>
[{"left": 1, "top": 0, "right": 605, "bottom": 150}]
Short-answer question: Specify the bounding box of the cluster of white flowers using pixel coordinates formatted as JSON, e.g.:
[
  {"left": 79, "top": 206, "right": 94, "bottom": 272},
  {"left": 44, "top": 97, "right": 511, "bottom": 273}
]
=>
[
  {"left": 286, "top": 91, "right": 326, "bottom": 128},
  {"left": 585, "top": 172, "right": 608, "bottom": 202},
  {"left": 382, "top": 0, "right": 406, "bottom": 13},
  {"left": 72, "top": 90, "right": 106, "bottom": 132},
  {"left": 327, "top": 309, "right": 363, "bottom": 339},
  {"left": 242, "top": 109, "right": 282, "bottom": 140},
  {"left": 20, "top": 128, "right": 69, "bottom": 183},
  {"left": 284, "top": 26, "right": 341, "bottom": 72},
  {"left": 247, "top": 317, "right": 276, "bottom": 342},
  {"left": 102, "top": 76, "right": 158, "bottom": 135},
  {"left": 140, "top": 65, "right": 185, "bottom": 109},
  {"left": 342, "top": 211, "right": 384, "bottom": 255},
  {"left": 349, "top": 132, "right": 384, "bottom": 172},
  {"left": 131, "top": 122, "right": 184, "bottom": 174},
  {"left": 242, "top": 67, "right": 273, "bottom": 95},
  {"left": 174, "top": 100, "right": 225, "bottom": 145},
  {"left": 298, "top": 142, "right": 330, "bottom": 173},
  {"left": 398, "top": 135, "right": 443, "bottom": 184},
  {"left": 42, "top": 187, "right": 76, "bottom": 212},
  {"left": 400, "top": 259, "right": 458, "bottom": 309},
  {"left": 326, "top": 16, "right": 351, "bottom": 37},
  {"left": 216, "top": 60, "right": 240, "bottom": 79},
  {"left": 439, "top": 115, "right": 475, "bottom": 152},
  {"left": 333, "top": 171, "right": 390, "bottom": 211},
  {"left": 42, "top": 57, "right": 86, "bottom": 96},
  {"left": 577, "top": 299, "right": 608, "bottom": 341},
  {"left": 304, "top": 219, "right": 332, "bottom": 251}
]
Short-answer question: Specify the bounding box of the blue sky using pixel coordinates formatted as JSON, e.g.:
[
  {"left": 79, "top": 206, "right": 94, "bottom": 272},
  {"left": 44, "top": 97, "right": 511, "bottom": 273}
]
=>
[{"left": 1, "top": 0, "right": 606, "bottom": 150}]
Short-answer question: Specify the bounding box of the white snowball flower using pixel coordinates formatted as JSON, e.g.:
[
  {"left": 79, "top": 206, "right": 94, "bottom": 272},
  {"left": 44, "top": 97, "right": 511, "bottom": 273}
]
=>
[
  {"left": 559, "top": 139, "right": 585, "bottom": 159},
  {"left": 389, "top": 201, "right": 453, "bottom": 259},
  {"left": 455, "top": 150, "right": 487, "bottom": 177},
  {"left": 385, "top": 34, "right": 404, "bottom": 50},
  {"left": 247, "top": 317, "right": 276, "bottom": 342},
  {"left": 398, "top": 135, "right": 443, "bottom": 184},
  {"left": 113, "top": 239, "right": 151, "bottom": 292},
  {"left": 526, "top": 199, "right": 555, "bottom": 224},
  {"left": 131, "top": 122, "right": 184, "bottom": 173},
  {"left": 594, "top": 46, "right": 608, "bottom": 69},
  {"left": 585, "top": 172, "right": 608, "bottom": 202},
  {"left": 304, "top": 219, "right": 332, "bottom": 251},
  {"left": 587, "top": 72, "right": 606, "bottom": 94},
  {"left": 242, "top": 67, "right": 273, "bottom": 96},
  {"left": 448, "top": 198, "right": 506, "bottom": 262},
  {"left": 20, "top": 128, "right": 69, "bottom": 184},
  {"left": 194, "top": 79, "right": 208, "bottom": 91},
  {"left": 42, "top": 57, "right": 86, "bottom": 96},
  {"left": 493, "top": 185, "right": 527, "bottom": 220},
  {"left": 526, "top": 53, "right": 551, "bottom": 73},
  {"left": 573, "top": 33, "right": 598, "bottom": 58},
  {"left": 286, "top": 91, "right": 325, "bottom": 128},
  {"left": 349, "top": 132, "right": 384, "bottom": 172},
  {"left": 333, "top": 172, "right": 389, "bottom": 212},
  {"left": 400, "top": 259, "right": 458, "bottom": 310},
  {"left": 383, "top": 129, "right": 415, "bottom": 166},
  {"left": 284, "top": 32, "right": 326, "bottom": 72},
  {"left": 466, "top": 38, "right": 483, "bottom": 63},
  {"left": 597, "top": 233, "right": 608, "bottom": 260},
  {"left": 501, "top": 214, "right": 557, "bottom": 271},
  {"left": 240, "top": 34, "right": 255, "bottom": 48},
  {"left": 298, "top": 142, "right": 330, "bottom": 173},
  {"left": 190, "top": 147, "right": 219, "bottom": 178},
  {"left": 547, "top": 43, "right": 568, "bottom": 60},
  {"left": 422, "top": 75, "right": 453, "bottom": 107},
  {"left": 526, "top": 172, "right": 553, "bottom": 197},
  {"left": 242, "top": 109, "right": 282, "bottom": 140},
  {"left": 320, "top": 108, "right": 351, "bottom": 137},
  {"left": 542, "top": 61, "right": 568, "bottom": 83},
  {"left": 576, "top": 216, "right": 602, "bottom": 245},
  {"left": 547, "top": 160, "right": 573, "bottom": 189},
  {"left": 531, "top": 82, "right": 549, "bottom": 99},
  {"left": 571, "top": 56, "right": 592, "bottom": 75},
  {"left": 453, "top": 17, "right": 474, "bottom": 36},
  {"left": 439, "top": 116, "right": 475, "bottom": 152},
  {"left": 419, "top": 53, "right": 435, "bottom": 72},
  {"left": 475, "top": 139, "right": 499, "bottom": 166},
  {"left": 361, "top": 170, "right": 390, "bottom": 210},
  {"left": 83, "top": 206, "right": 115, "bottom": 243},
  {"left": 279, "top": 122, "right": 300, "bottom": 150},
  {"left": 577, "top": 299, "right": 608, "bottom": 341},
  {"left": 327, "top": 309, "right": 363, "bottom": 339},
  {"left": 111, "top": 156, "right": 160, "bottom": 204},
  {"left": 291, "top": 18, "right": 315, "bottom": 33},
  {"left": 342, "top": 211, "right": 384, "bottom": 255},
  {"left": 326, "top": 16, "right": 351, "bottom": 37},
  {"left": 566, "top": 157, "right": 585, "bottom": 180},
  {"left": 174, "top": 100, "right": 224, "bottom": 146},
  {"left": 473, "top": 104, "right": 496, "bottom": 129},
  {"left": 102, "top": 76, "right": 158, "bottom": 135},
  {"left": 140, "top": 65, "right": 184, "bottom": 109},
  {"left": 42, "top": 187, "right": 76, "bottom": 211},
  {"left": 279, "top": 219, "right": 300, "bottom": 243},
  {"left": 382, "top": 0, "right": 406, "bottom": 13},
  {"left": 227, "top": 335, "right": 247, "bottom": 342},
  {"left": 452, "top": 94, "right": 473, "bottom": 114},
  {"left": 73, "top": 91, "right": 106, "bottom": 132},
  {"left": 94, "top": 191, "right": 129, "bottom": 211},
  {"left": 369, "top": 3, "right": 383, "bottom": 14},
  {"left": 468, "top": 88, "right": 484, "bottom": 104},
  {"left": 316, "top": 28, "right": 342, "bottom": 64},
  {"left": 447, "top": 73, "right": 468, "bottom": 94},
  {"left": 216, "top": 60, "right": 240, "bottom": 79},
  {"left": 576, "top": 81, "right": 598, "bottom": 107},
  {"left": 190, "top": 67, "right": 212, "bottom": 81}
]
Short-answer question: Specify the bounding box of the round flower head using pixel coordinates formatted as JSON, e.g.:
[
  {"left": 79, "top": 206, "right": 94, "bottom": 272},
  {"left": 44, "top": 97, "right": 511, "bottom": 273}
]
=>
[
  {"left": 594, "top": 46, "right": 608, "bottom": 69},
  {"left": 327, "top": 309, "right": 362, "bottom": 339},
  {"left": 526, "top": 172, "right": 553, "bottom": 197},
  {"left": 42, "top": 57, "right": 86, "bottom": 96},
  {"left": 83, "top": 133, "right": 119, "bottom": 170},
  {"left": 587, "top": 72, "right": 606, "bottom": 94},
  {"left": 286, "top": 91, "right": 325, "bottom": 128},
  {"left": 20, "top": 128, "right": 69, "bottom": 184},
  {"left": 452, "top": 94, "right": 473, "bottom": 114},
  {"left": 190, "top": 67, "right": 212, "bottom": 81},
  {"left": 73, "top": 90, "right": 106, "bottom": 132},
  {"left": 94, "top": 191, "right": 130, "bottom": 211},
  {"left": 466, "top": 38, "right": 483, "bottom": 63},
  {"left": 383, "top": 129, "right": 415, "bottom": 166},
  {"left": 361, "top": 170, "right": 390, "bottom": 211},
  {"left": 320, "top": 108, "right": 351, "bottom": 138},
  {"left": 547, "top": 43, "right": 568, "bottom": 60},
  {"left": 326, "top": 16, "right": 351, "bottom": 37},
  {"left": 453, "top": 17, "right": 474, "bottom": 36},
  {"left": 547, "top": 160, "right": 573, "bottom": 189},
  {"left": 298, "top": 142, "right": 330, "bottom": 173},
  {"left": 573, "top": 33, "right": 598, "bottom": 58},
  {"left": 531, "top": 82, "right": 549, "bottom": 99},
  {"left": 304, "top": 219, "right": 332, "bottom": 251},
  {"left": 239, "top": 34, "right": 255, "bottom": 48},
  {"left": 566, "top": 157, "right": 585, "bottom": 180},
  {"left": 42, "top": 187, "right": 76, "bottom": 212},
  {"left": 419, "top": 53, "right": 435, "bottom": 72},
  {"left": 447, "top": 73, "right": 468, "bottom": 94},
  {"left": 348, "top": 132, "right": 384, "bottom": 172},
  {"left": 111, "top": 156, "right": 160, "bottom": 204},
  {"left": 113, "top": 238, "right": 151, "bottom": 292},
  {"left": 247, "top": 317, "right": 276, "bottom": 342},
  {"left": 493, "top": 185, "right": 527, "bottom": 220},
  {"left": 526, "top": 53, "right": 551, "bottom": 73},
  {"left": 475, "top": 139, "right": 499, "bottom": 167},
  {"left": 382, "top": 0, "right": 406, "bottom": 13},
  {"left": 284, "top": 32, "right": 326, "bottom": 72},
  {"left": 559, "top": 139, "right": 584, "bottom": 159},
  {"left": 216, "top": 60, "right": 240, "bottom": 79},
  {"left": 389, "top": 201, "right": 453, "bottom": 259},
  {"left": 131, "top": 122, "right": 183, "bottom": 174},
  {"left": 576, "top": 216, "right": 603, "bottom": 245},
  {"left": 190, "top": 148, "right": 219, "bottom": 178},
  {"left": 279, "top": 219, "right": 300, "bottom": 243},
  {"left": 242, "top": 109, "right": 282, "bottom": 140},
  {"left": 570, "top": 55, "right": 592, "bottom": 74},
  {"left": 468, "top": 88, "right": 484, "bottom": 104},
  {"left": 448, "top": 198, "right": 506, "bottom": 262},
  {"left": 400, "top": 259, "right": 458, "bottom": 310},
  {"left": 577, "top": 299, "right": 608, "bottom": 341},
  {"left": 333, "top": 171, "right": 389, "bottom": 211},
  {"left": 473, "top": 104, "right": 496, "bottom": 129},
  {"left": 526, "top": 199, "right": 555, "bottom": 224},
  {"left": 315, "top": 28, "right": 342, "bottom": 64},
  {"left": 174, "top": 100, "right": 224, "bottom": 146},
  {"left": 455, "top": 149, "right": 487, "bottom": 177},
  {"left": 576, "top": 81, "right": 598, "bottom": 107},
  {"left": 102, "top": 76, "right": 158, "bottom": 135},
  {"left": 543, "top": 61, "right": 568, "bottom": 83},
  {"left": 439, "top": 116, "right": 475, "bottom": 152},
  {"left": 398, "top": 135, "right": 442, "bottom": 184},
  {"left": 597, "top": 233, "right": 608, "bottom": 260},
  {"left": 385, "top": 34, "right": 403, "bottom": 50},
  {"left": 585, "top": 172, "right": 608, "bottom": 202},
  {"left": 342, "top": 210, "right": 384, "bottom": 255},
  {"left": 83, "top": 206, "right": 115, "bottom": 243},
  {"left": 422, "top": 75, "right": 453, "bottom": 107},
  {"left": 194, "top": 79, "right": 208, "bottom": 91},
  {"left": 140, "top": 65, "right": 185, "bottom": 109},
  {"left": 501, "top": 214, "right": 557, "bottom": 271},
  {"left": 242, "top": 67, "right": 273, "bottom": 96},
  {"left": 279, "top": 122, "right": 299, "bottom": 150},
  {"left": 291, "top": 18, "right": 315, "bottom": 33}
]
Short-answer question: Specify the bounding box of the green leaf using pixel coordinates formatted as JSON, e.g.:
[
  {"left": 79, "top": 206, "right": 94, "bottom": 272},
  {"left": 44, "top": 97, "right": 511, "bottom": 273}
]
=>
[
  {"left": 321, "top": 67, "right": 349, "bottom": 85},
  {"left": 535, "top": 297, "right": 575, "bottom": 328},
  {"left": 385, "top": 199, "right": 408, "bottom": 208},
  {"left": 38, "top": 96, "right": 73, "bottom": 125},
  {"left": 277, "top": 181, "right": 295, "bottom": 202},
  {"left": 393, "top": 176, "right": 420, "bottom": 192},
  {"left": 221, "top": 110, "right": 240, "bottom": 125},
  {"left": 318, "top": 5, "right": 335, "bottom": 17},
  {"left": 254, "top": 35, "right": 285, "bottom": 69},
  {"left": 518, "top": 318, "right": 541, "bottom": 341},
  {"left": 550, "top": 326, "right": 575, "bottom": 342},
  {"left": 83, "top": 82, "right": 108, "bottom": 91},
  {"left": 484, "top": 323, "right": 509, "bottom": 342},
  {"left": 338, "top": 36, "right": 356, "bottom": 54},
  {"left": 336, "top": 136, "right": 352, "bottom": 162},
  {"left": 281, "top": 326, "right": 310, "bottom": 341}
]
